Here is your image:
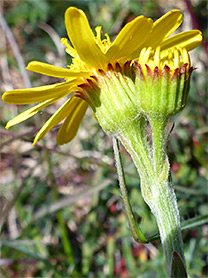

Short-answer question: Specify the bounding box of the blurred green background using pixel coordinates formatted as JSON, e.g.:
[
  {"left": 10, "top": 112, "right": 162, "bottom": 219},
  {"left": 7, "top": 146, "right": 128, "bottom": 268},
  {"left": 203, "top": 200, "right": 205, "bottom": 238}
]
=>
[{"left": 0, "top": 0, "right": 207, "bottom": 277}]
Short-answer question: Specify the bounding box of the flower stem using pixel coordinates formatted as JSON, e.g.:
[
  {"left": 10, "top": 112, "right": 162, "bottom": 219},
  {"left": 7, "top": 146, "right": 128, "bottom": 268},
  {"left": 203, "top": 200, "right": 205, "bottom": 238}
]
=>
[
  {"left": 149, "top": 115, "right": 168, "bottom": 175},
  {"left": 117, "top": 118, "right": 187, "bottom": 277},
  {"left": 118, "top": 117, "right": 154, "bottom": 180},
  {"left": 141, "top": 178, "right": 186, "bottom": 277}
]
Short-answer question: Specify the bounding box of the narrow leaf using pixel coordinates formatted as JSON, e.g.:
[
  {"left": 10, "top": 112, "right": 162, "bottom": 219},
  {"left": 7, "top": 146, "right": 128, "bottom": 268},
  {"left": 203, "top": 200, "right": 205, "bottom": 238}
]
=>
[
  {"left": 113, "top": 137, "right": 147, "bottom": 243},
  {"left": 171, "top": 251, "right": 187, "bottom": 278}
]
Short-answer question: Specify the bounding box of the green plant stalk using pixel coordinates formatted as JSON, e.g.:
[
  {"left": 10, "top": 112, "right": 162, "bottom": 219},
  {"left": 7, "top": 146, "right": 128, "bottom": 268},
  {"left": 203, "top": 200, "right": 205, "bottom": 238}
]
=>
[
  {"left": 149, "top": 115, "right": 185, "bottom": 275},
  {"left": 142, "top": 178, "right": 185, "bottom": 276},
  {"left": 118, "top": 118, "right": 154, "bottom": 180},
  {"left": 118, "top": 119, "right": 186, "bottom": 277},
  {"left": 149, "top": 116, "right": 168, "bottom": 174}
]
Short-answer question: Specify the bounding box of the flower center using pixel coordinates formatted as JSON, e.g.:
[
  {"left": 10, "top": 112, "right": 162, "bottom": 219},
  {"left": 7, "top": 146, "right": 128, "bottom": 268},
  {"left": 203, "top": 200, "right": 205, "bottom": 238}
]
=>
[{"left": 138, "top": 46, "right": 190, "bottom": 75}]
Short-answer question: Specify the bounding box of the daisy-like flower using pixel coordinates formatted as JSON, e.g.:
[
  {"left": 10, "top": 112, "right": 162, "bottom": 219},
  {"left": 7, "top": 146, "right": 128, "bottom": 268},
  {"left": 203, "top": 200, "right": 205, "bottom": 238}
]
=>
[{"left": 2, "top": 7, "right": 202, "bottom": 145}]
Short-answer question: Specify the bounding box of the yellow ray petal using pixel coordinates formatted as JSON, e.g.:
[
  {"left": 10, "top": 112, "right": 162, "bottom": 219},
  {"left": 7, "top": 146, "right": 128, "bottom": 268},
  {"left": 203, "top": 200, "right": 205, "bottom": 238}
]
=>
[
  {"left": 2, "top": 80, "right": 78, "bottom": 104},
  {"left": 5, "top": 97, "right": 59, "bottom": 129},
  {"left": 160, "top": 30, "right": 202, "bottom": 59},
  {"left": 149, "top": 10, "right": 183, "bottom": 46},
  {"left": 105, "top": 16, "right": 152, "bottom": 61},
  {"left": 33, "top": 95, "right": 82, "bottom": 144},
  {"left": 57, "top": 98, "right": 88, "bottom": 145},
  {"left": 65, "top": 7, "right": 108, "bottom": 68},
  {"left": 128, "top": 10, "right": 183, "bottom": 60},
  {"left": 26, "top": 61, "right": 91, "bottom": 78}
]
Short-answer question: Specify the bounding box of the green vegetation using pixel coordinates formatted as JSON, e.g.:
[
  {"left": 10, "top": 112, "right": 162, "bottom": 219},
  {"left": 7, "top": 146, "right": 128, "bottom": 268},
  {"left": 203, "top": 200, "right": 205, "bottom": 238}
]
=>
[{"left": 0, "top": 0, "right": 207, "bottom": 277}]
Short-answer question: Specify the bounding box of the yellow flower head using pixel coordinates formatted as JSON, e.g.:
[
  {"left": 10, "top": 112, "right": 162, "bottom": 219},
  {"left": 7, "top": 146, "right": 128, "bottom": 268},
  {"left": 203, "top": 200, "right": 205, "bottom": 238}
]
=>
[{"left": 2, "top": 7, "right": 202, "bottom": 145}]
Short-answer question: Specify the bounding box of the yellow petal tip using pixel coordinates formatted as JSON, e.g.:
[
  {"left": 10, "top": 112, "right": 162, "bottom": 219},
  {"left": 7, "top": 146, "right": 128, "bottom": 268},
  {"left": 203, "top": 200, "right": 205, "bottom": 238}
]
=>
[
  {"left": 2, "top": 93, "right": 6, "bottom": 102},
  {"left": 32, "top": 139, "right": 38, "bottom": 146},
  {"left": 32, "top": 134, "right": 40, "bottom": 145},
  {"left": 5, "top": 123, "right": 10, "bottom": 130},
  {"left": 25, "top": 61, "right": 38, "bottom": 71},
  {"left": 65, "top": 6, "right": 81, "bottom": 17}
]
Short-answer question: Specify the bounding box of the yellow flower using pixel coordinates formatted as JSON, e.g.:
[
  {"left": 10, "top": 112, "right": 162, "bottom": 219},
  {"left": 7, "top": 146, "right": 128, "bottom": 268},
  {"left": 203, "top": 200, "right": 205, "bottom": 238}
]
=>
[{"left": 2, "top": 7, "right": 202, "bottom": 145}]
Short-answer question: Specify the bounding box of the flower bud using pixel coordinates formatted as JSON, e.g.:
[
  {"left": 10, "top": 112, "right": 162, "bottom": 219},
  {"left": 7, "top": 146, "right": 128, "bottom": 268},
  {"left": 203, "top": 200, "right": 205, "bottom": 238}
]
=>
[{"left": 134, "top": 47, "right": 193, "bottom": 118}]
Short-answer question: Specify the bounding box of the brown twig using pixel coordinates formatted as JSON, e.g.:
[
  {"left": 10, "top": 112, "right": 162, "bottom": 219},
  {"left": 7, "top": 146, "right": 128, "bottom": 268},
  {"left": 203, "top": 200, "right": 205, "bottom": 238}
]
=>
[
  {"left": 0, "top": 11, "right": 31, "bottom": 88},
  {"left": 0, "top": 23, "right": 13, "bottom": 91},
  {"left": 38, "top": 22, "right": 67, "bottom": 66},
  {"left": 0, "top": 129, "right": 38, "bottom": 149},
  {"left": 0, "top": 167, "right": 36, "bottom": 230}
]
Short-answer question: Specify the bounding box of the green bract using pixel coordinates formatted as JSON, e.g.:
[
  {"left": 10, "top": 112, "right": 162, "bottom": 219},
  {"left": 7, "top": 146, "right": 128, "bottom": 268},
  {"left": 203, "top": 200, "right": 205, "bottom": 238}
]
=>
[{"left": 77, "top": 63, "right": 139, "bottom": 135}]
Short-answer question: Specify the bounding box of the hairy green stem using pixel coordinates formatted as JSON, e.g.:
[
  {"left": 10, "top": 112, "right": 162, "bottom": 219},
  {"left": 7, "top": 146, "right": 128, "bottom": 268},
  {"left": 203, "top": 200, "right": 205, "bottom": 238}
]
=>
[
  {"left": 118, "top": 118, "right": 154, "bottom": 180},
  {"left": 141, "top": 178, "right": 186, "bottom": 277},
  {"left": 149, "top": 116, "right": 168, "bottom": 174},
  {"left": 117, "top": 119, "right": 187, "bottom": 277}
]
